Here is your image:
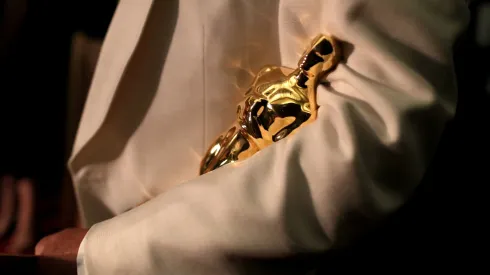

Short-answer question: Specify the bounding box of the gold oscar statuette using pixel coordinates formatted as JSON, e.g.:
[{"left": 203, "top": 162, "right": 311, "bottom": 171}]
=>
[{"left": 200, "top": 34, "right": 341, "bottom": 175}]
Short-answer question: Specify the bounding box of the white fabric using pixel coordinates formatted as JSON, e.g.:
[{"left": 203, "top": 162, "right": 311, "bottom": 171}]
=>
[
  {"left": 77, "top": 237, "right": 88, "bottom": 275},
  {"left": 70, "top": 0, "right": 469, "bottom": 274}
]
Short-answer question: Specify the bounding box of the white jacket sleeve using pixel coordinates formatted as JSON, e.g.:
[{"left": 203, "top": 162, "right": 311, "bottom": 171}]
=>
[{"left": 78, "top": 0, "right": 469, "bottom": 274}]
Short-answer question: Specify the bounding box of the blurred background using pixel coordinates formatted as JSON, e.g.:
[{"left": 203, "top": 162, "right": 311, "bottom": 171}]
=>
[
  {"left": 0, "top": 0, "right": 117, "bottom": 254},
  {"left": 0, "top": 0, "right": 488, "bottom": 256}
]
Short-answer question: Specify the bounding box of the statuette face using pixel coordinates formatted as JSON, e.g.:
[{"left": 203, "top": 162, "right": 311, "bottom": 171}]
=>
[{"left": 200, "top": 34, "right": 341, "bottom": 175}]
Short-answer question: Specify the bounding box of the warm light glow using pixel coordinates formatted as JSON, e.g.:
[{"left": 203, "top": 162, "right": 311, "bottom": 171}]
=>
[{"left": 210, "top": 144, "right": 221, "bottom": 155}]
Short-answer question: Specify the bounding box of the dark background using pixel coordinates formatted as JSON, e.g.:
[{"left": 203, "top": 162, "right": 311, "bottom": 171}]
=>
[
  {"left": 0, "top": 0, "right": 118, "bottom": 241},
  {"left": 0, "top": 0, "right": 118, "bottom": 191}
]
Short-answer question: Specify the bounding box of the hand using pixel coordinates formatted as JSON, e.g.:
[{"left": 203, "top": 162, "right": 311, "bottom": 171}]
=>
[
  {"left": 0, "top": 175, "right": 35, "bottom": 254},
  {"left": 35, "top": 228, "right": 88, "bottom": 262}
]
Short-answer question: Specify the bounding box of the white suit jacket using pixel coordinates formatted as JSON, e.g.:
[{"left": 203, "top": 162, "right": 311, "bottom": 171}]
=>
[{"left": 70, "top": 0, "right": 469, "bottom": 274}]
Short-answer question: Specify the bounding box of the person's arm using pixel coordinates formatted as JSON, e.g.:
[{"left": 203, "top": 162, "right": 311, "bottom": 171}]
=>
[{"left": 46, "top": 0, "right": 469, "bottom": 274}]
